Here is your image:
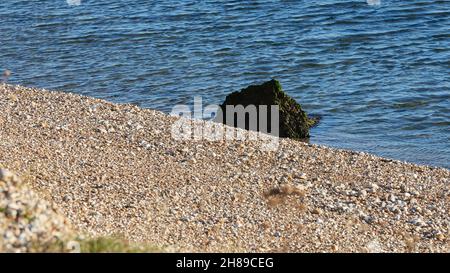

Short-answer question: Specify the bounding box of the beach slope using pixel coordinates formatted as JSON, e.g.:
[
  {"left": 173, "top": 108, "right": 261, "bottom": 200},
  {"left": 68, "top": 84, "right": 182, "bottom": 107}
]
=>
[{"left": 0, "top": 84, "right": 448, "bottom": 252}]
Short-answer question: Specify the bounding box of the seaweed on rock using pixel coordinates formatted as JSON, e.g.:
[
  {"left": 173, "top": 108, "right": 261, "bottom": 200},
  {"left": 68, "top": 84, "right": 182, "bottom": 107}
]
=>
[{"left": 218, "top": 79, "right": 318, "bottom": 139}]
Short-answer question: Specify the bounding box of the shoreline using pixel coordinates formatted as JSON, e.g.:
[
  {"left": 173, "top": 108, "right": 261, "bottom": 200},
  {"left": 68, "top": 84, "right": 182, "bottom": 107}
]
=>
[{"left": 0, "top": 83, "right": 449, "bottom": 252}]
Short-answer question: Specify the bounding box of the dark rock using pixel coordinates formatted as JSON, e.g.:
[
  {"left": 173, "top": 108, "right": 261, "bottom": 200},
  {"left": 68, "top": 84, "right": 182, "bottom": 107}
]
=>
[{"left": 217, "top": 79, "right": 317, "bottom": 139}]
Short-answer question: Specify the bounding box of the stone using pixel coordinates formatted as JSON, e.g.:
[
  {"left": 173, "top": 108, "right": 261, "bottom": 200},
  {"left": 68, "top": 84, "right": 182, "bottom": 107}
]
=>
[
  {"left": 362, "top": 214, "right": 375, "bottom": 224},
  {"left": 296, "top": 173, "right": 307, "bottom": 180},
  {"left": 97, "top": 127, "right": 107, "bottom": 134},
  {"left": 217, "top": 79, "right": 318, "bottom": 139},
  {"left": 139, "top": 140, "right": 152, "bottom": 149},
  {"left": 389, "top": 194, "right": 397, "bottom": 202},
  {"left": 411, "top": 217, "right": 425, "bottom": 227},
  {"left": 370, "top": 183, "right": 379, "bottom": 192},
  {"left": 359, "top": 190, "right": 368, "bottom": 198},
  {"left": 436, "top": 233, "right": 445, "bottom": 241},
  {"left": 312, "top": 208, "right": 323, "bottom": 215}
]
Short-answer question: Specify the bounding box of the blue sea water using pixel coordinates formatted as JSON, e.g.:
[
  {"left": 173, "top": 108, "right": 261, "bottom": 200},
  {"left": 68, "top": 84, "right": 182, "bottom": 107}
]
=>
[{"left": 0, "top": 0, "right": 449, "bottom": 168}]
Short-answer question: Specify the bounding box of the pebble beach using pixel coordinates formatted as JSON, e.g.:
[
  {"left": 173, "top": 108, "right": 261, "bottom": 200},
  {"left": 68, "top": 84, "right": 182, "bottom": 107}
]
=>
[{"left": 0, "top": 84, "right": 448, "bottom": 252}]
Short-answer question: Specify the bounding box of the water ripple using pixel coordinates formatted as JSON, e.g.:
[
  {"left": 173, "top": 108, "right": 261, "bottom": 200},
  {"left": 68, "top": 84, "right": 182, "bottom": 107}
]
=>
[{"left": 0, "top": 0, "right": 449, "bottom": 168}]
